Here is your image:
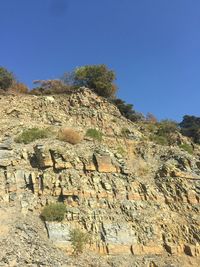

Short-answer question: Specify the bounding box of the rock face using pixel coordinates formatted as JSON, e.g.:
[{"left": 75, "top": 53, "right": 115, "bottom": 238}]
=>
[{"left": 0, "top": 89, "right": 199, "bottom": 266}]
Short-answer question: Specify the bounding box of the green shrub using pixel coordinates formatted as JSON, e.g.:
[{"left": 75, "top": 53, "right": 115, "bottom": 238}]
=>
[
  {"left": 150, "top": 134, "right": 168, "bottom": 146},
  {"left": 86, "top": 128, "right": 103, "bottom": 141},
  {"left": 179, "top": 143, "right": 193, "bottom": 154},
  {"left": 157, "top": 120, "right": 179, "bottom": 135},
  {"left": 149, "top": 120, "right": 179, "bottom": 146},
  {"left": 70, "top": 228, "right": 90, "bottom": 255},
  {"left": 180, "top": 115, "right": 200, "bottom": 144},
  {"left": 15, "top": 128, "right": 50, "bottom": 144},
  {"left": 0, "top": 66, "right": 15, "bottom": 90},
  {"left": 112, "top": 98, "right": 145, "bottom": 122},
  {"left": 41, "top": 203, "right": 66, "bottom": 222}
]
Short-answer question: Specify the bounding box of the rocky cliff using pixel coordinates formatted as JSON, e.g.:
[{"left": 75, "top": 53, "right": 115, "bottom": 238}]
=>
[{"left": 0, "top": 88, "right": 199, "bottom": 267}]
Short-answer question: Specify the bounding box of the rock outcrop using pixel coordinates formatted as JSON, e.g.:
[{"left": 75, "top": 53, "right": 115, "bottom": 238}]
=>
[{"left": 0, "top": 89, "right": 199, "bottom": 267}]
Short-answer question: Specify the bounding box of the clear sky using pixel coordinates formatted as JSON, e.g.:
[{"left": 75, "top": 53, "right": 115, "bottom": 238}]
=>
[{"left": 1, "top": 0, "right": 200, "bottom": 121}]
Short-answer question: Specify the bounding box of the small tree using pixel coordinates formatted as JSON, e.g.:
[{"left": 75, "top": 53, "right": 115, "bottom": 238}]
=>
[
  {"left": 69, "top": 64, "right": 117, "bottom": 98},
  {"left": 0, "top": 66, "right": 15, "bottom": 90},
  {"left": 70, "top": 228, "right": 90, "bottom": 255}
]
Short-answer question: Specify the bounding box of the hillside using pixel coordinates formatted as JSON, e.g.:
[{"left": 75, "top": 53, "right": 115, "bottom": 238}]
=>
[{"left": 0, "top": 88, "right": 199, "bottom": 267}]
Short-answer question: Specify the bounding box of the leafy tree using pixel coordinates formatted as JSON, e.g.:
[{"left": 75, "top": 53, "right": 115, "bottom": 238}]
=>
[
  {"left": 70, "top": 228, "right": 90, "bottom": 255},
  {"left": 180, "top": 115, "right": 200, "bottom": 143},
  {"left": 0, "top": 66, "right": 15, "bottom": 90},
  {"left": 68, "top": 64, "right": 117, "bottom": 98}
]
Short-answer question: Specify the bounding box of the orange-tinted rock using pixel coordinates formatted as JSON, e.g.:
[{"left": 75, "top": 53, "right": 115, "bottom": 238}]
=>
[
  {"left": 95, "top": 154, "right": 117, "bottom": 173},
  {"left": 131, "top": 244, "right": 164, "bottom": 255},
  {"left": 84, "top": 161, "right": 96, "bottom": 171},
  {"left": 54, "top": 161, "right": 72, "bottom": 170},
  {"left": 106, "top": 244, "right": 132, "bottom": 255}
]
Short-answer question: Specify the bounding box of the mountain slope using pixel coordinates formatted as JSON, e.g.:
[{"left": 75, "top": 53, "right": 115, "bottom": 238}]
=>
[{"left": 0, "top": 88, "right": 199, "bottom": 267}]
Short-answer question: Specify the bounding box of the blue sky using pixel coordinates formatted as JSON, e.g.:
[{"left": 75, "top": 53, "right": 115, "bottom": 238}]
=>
[{"left": 1, "top": 0, "right": 200, "bottom": 121}]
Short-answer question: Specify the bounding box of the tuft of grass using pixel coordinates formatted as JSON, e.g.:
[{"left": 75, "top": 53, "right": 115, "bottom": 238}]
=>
[
  {"left": 58, "top": 128, "right": 83, "bottom": 144},
  {"left": 85, "top": 128, "right": 103, "bottom": 141},
  {"left": 179, "top": 143, "right": 193, "bottom": 154},
  {"left": 15, "top": 128, "right": 50, "bottom": 144},
  {"left": 150, "top": 134, "right": 168, "bottom": 146},
  {"left": 41, "top": 203, "right": 66, "bottom": 222},
  {"left": 116, "top": 146, "right": 126, "bottom": 156}
]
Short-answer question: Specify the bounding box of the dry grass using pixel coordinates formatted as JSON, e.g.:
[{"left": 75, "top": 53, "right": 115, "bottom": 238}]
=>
[
  {"left": 58, "top": 128, "right": 83, "bottom": 144},
  {"left": 8, "top": 82, "right": 28, "bottom": 94},
  {"left": 131, "top": 158, "right": 149, "bottom": 177}
]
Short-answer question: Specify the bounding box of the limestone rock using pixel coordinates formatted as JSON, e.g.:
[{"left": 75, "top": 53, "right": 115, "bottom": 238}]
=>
[
  {"left": 34, "top": 145, "right": 53, "bottom": 168},
  {"left": 0, "top": 90, "right": 199, "bottom": 266},
  {"left": 94, "top": 154, "right": 117, "bottom": 173}
]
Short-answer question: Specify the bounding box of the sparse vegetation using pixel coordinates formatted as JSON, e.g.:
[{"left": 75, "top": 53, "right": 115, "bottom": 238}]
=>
[
  {"left": 1, "top": 66, "right": 198, "bottom": 150},
  {"left": 69, "top": 228, "right": 90, "bottom": 255},
  {"left": 41, "top": 203, "right": 66, "bottom": 222},
  {"left": 86, "top": 128, "right": 103, "bottom": 141},
  {"left": 15, "top": 128, "right": 50, "bottom": 144},
  {"left": 9, "top": 82, "right": 28, "bottom": 94},
  {"left": 179, "top": 143, "right": 193, "bottom": 154},
  {"left": 149, "top": 120, "right": 179, "bottom": 146},
  {"left": 150, "top": 134, "right": 169, "bottom": 146},
  {"left": 157, "top": 120, "right": 179, "bottom": 135},
  {"left": 58, "top": 128, "right": 83, "bottom": 144},
  {"left": 30, "top": 79, "right": 72, "bottom": 95}
]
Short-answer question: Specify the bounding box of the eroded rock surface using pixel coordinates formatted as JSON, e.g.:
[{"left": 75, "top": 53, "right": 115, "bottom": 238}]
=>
[{"left": 0, "top": 89, "right": 199, "bottom": 266}]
